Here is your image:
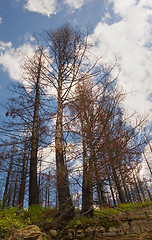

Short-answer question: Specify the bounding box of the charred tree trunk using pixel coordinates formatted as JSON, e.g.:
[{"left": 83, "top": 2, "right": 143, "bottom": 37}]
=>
[
  {"left": 145, "top": 183, "right": 152, "bottom": 201},
  {"left": 2, "top": 154, "right": 13, "bottom": 208},
  {"left": 7, "top": 183, "right": 13, "bottom": 207},
  {"left": 94, "top": 160, "right": 107, "bottom": 207},
  {"left": 85, "top": 148, "right": 94, "bottom": 216},
  {"left": 55, "top": 68, "right": 74, "bottom": 219},
  {"left": 108, "top": 173, "right": 117, "bottom": 207},
  {"left": 119, "top": 168, "right": 132, "bottom": 203},
  {"left": 29, "top": 51, "right": 42, "bottom": 206},
  {"left": 12, "top": 171, "right": 19, "bottom": 207},
  {"left": 136, "top": 174, "right": 146, "bottom": 201},
  {"left": 132, "top": 171, "right": 142, "bottom": 202},
  {"left": 81, "top": 116, "right": 89, "bottom": 213},
  {"left": 18, "top": 137, "right": 28, "bottom": 208},
  {"left": 112, "top": 165, "right": 126, "bottom": 204}
]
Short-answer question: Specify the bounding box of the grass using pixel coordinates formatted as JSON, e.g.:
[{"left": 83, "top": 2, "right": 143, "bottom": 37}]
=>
[
  {"left": 0, "top": 206, "right": 31, "bottom": 239},
  {"left": 0, "top": 205, "right": 58, "bottom": 239},
  {"left": 0, "top": 201, "right": 152, "bottom": 239},
  {"left": 67, "top": 200, "right": 152, "bottom": 232}
]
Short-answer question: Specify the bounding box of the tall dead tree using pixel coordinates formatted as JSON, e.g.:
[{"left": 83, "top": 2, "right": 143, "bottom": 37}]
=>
[
  {"left": 3, "top": 47, "right": 48, "bottom": 206},
  {"left": 28, "top": 49, "right": 43, "bottom": 206},
  {"left": 43, "top": 24, "right": 93, "bottom": 218}
]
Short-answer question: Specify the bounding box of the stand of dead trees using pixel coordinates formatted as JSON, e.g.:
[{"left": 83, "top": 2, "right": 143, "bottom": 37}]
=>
[{"left": 0, "top": 24, "right": 151, "bottom": 220}]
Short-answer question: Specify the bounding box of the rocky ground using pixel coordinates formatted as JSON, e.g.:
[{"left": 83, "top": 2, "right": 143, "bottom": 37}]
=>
[{"left": 7, "top": 205, "right": 152, "bottom": 240}]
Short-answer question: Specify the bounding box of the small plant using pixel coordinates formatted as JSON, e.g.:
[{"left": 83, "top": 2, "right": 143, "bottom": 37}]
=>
[
  {"left": 24, "top": 204, "right": 44, "bottom": 224},
  {"left": 23, "top": 205, "right": 58, "bottom": 227},
  {"left": 0, "top": 207, "right": 30, "bottom": 239},
  {"left": 94, "top": 207, "right": 120, "bottom": 217},
  {"left": 116, "top": 200, "right": 152, "bottom": 212},
  {"left": 67, "top": 214, "right": 98, "bottom": 231}
]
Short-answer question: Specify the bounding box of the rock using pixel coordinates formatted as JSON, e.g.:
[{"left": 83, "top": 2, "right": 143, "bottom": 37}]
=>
[
  {"left": 8, "top": 225, "right": 43, "bottom": 240},
  {"left": 76, "top": 229, "right": 85, "bottom": 238},
  {"left": 49, "top": 229, "right": 57, "bottom": 238},
  {"left": 67, "top": 229, "right": 75, "bottom": 237},
  {"left": 138, "top": 231, "right": 152, "bottom": 240},
  {"left": 108, "top": 227, "right": 118, "bottom": 232},
  {"left": 99, "top": 226, "right": 106, "bottom": 232},
  {"left": 118, "top": 222, "right": 130, "bottom": 235}
]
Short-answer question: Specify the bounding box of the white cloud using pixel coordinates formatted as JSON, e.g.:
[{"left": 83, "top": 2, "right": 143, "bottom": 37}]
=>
[
  {"left": 64, "top": 0, "right": 85, "bottom": 9},
  {"left": 0, "top": 41, "right": 34, "bottom": 81},
  {"left": 139, "top": 0, "right": 152, "bottom": 8},
  {"left": 0, "top": 41, "right": 12, "bottom": 51},
  {"left": 108, "top": 0, "right": 137, "bottom": 18},
  {"left": 0, "top": 17, "right": 2, "bottom": 24},
  {"left": 0, "top": 41, "right": 57, "bottom": 97},
  {"left": 90, "top": 0, "right": 152, "bottom": 118},
  {"left": 24, "top": 0, "right": 58, "bottom": 17},
  {"left": 24, "top": 0, "right": 90, "bottom": 16}
]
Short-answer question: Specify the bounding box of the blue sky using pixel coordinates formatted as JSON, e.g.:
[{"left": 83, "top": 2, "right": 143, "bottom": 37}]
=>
[{"left": 0, "top": 0, "right": 152, "bottom": 122}]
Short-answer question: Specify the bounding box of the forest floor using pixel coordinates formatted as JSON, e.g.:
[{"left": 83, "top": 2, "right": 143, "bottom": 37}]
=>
[{"left": 0, "top": 201, "right": 152, "bottom": 239}]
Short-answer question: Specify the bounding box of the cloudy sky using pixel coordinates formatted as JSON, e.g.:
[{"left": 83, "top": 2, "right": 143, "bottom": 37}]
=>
[{"left": 0, "top": 0, "right": 152, "bottom": 122}]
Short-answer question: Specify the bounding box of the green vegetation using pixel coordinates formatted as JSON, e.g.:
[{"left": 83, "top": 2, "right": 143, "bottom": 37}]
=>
[
  {"left": 67, "top": 215, "right": 97, "bottom": 230},
  {"left": 0, "top": 201, "right": 152, "bottom": 239},
  {"left": 0, "top": 205, "right": 58, "bottom": 239},
  {"left": 68, "top": 200, "right": 152, "bottom": 232},
  {"left": 24, "top": 205, "right": 44, "bottom": 224},
  {"left": 0, "top": 206, "right": 31, "bottom": 239},
  {"left": 116, "top": 200, "right": 152, "bottom": 211},
  {"left": 67, "top": 211, "right": 118, "bottom": 232},
  {"left": 95, "top": 200, "right": 152, "bottom": 217}
]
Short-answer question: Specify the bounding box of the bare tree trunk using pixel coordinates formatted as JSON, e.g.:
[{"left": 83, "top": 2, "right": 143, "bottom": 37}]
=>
[
  {"left": 129, "top": 184, "right": 136, "bottom": 203},
  {"left": 18, "top": 137, "right": 28, "bottom": 208},
  {"left": 81, "top": 117, "right": 89, "bottom": 213},
  {"left": 108, "top": 174, "right": 117, "bottom": 207},
  {"left": 136, "top": 173, "right": 146, "bottom": 200},
  {"left": 7, "top": 184, "right": 13, "bottom": 207},
  {"left": 125, "top": 183, "right": 133, "bottom": 203},
  {"left": 145, "top": 182, "right": 152, "bottom": 201},
  {"left": 29, "top": 51, "right": 43, "bottom": 206},
  {"left": 94, "top": 160, "right": 107, "bottom": 207},
  {"left": 112, "top": 165, "right": 126, "bottom": 204},
  {"left": 2, "top": 154, "right": 13, "bottom": 208},
  {"left": 55, "top": 74, "right": 74, "bottom": 219},
  {"left": 132, "top": 171, "right": 142, "bottom": 202},
  {"left": 86, "top": 148, "right": 94, "bottom": 216},
  {"left": 119, "top": 168, "right": 132, "bottom": 203},
  {"left": 12, "top": 171, "right": 19, "bottom": 207}
]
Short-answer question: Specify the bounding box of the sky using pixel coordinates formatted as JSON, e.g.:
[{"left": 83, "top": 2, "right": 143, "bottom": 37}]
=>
[
  {"left": 0, "top": 0, "right": 152, "bottom": 122},
  {"left": 0, "top": 0, "right": 152, "bottom": 180}
]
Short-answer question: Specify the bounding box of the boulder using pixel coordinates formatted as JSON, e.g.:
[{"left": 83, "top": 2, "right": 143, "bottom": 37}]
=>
[
  {"left": 8, "top": 225, "right": 43, "bottom": 240},
  {"left": 49, "top": 229, "right": 57, "bottom": 238}
]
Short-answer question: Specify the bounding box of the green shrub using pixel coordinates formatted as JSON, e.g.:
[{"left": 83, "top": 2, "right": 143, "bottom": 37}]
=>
[
  {"left": 26, "top": 205, "right": 43, "bottom": 224},
  {"left": 67, "top": 214, "right": 98, "bottom": 230},
  {"left": 23, "top": 205, "right": 58, "bottom": 226},
  {"left": 116, "top": 200, "right": 152, "bottom": 212},
  {"left": 94, "top": 207, "right": 120, "bottom": 217},
  {"left": 0, "top": 207, "right": 30, "bottom": 239}
]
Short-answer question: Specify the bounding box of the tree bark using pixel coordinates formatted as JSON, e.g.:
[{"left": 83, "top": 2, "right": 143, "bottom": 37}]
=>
[
  {"left": 112, "top": 165, "right": 126, "bottom": 204},
  {"left": 81, "top": 116, "right": 89, "bottom": 213},
  {"left": 94, "top": 160, "right": 107, "bottom": 207},
  {"left": 2, "top": 154, "right": 13, "bottom": 208},
  {"left": 55, "top": 65, "right": 74, "bottom": 219},
  {"left": 18, "top": 137, "right": 28, "bottom": 208},
  {"left": 29, "top": 51, "right": 42, "bottom": 206}
]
